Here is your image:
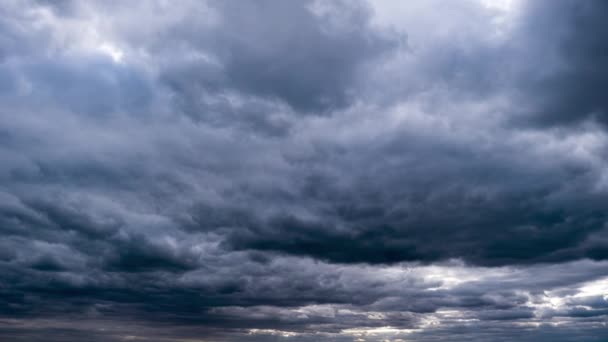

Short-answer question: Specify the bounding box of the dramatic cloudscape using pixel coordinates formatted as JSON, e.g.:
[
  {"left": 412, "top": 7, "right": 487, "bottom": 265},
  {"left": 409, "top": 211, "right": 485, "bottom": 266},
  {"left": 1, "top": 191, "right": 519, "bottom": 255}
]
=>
[{"left": 1, "top": 0, "right": 608, "bottom": 341}]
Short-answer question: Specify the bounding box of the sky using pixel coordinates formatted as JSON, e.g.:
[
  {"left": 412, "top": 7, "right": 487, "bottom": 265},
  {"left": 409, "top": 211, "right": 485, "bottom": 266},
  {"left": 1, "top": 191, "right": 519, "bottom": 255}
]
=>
[{"left": 1, "top": 0, "right": 608, "bottom": 341}]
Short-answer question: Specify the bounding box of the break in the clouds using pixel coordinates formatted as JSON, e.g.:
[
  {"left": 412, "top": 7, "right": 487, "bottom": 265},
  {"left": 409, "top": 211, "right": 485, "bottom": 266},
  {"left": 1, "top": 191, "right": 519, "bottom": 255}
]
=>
[{"left": 1, "top": 0, "right": 608, "bottom": 341}]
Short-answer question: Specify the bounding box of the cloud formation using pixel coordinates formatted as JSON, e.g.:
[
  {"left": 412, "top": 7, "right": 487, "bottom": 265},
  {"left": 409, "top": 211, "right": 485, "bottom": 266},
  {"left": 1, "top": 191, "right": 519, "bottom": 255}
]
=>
[{"left": 0, "top": 0, "right": 607, "bottom": 341}]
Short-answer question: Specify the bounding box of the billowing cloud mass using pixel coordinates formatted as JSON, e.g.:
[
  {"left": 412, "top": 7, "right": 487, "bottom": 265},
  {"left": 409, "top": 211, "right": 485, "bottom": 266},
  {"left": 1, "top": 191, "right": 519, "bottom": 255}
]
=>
[{"left": 1, "top": 0, "right": 608, "bottom": 341}]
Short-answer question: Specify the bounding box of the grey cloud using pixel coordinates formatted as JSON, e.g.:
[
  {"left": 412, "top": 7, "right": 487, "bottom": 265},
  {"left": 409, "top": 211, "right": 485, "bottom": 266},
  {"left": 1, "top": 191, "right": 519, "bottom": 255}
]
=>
[
  {"left": 164, "top": 0, "right": 398, "bottom": 113},
  {"left": 513, "top": 0, "right": 608, "bottom": 128},
  {"left": 1, "top": 0, "right": 608, "bottom": 341}
]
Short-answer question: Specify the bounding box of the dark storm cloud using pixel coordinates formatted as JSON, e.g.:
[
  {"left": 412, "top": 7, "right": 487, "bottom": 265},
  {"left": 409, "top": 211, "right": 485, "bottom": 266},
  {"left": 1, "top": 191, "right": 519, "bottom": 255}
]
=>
[
  {"left": 213, "top": 125, "right": 608, "bottom": 265},
  {"left": 146, "top": 0, "right": 401, "bottom": 136},
  {"left": 161, "top": 0, "right": 398, "bottom": 113},
  {"left": 1, "top": 0, "right": 608, "bottom": 341},
  {"left": 514, "top": 0, "right": 608, "bottom": 128}
]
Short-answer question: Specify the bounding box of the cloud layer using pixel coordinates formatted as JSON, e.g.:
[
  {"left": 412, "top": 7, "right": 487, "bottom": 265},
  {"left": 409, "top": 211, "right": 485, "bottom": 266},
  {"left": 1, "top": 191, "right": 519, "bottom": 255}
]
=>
[{"left": 1, "top": 0, "right": 607, "bottom": 341}]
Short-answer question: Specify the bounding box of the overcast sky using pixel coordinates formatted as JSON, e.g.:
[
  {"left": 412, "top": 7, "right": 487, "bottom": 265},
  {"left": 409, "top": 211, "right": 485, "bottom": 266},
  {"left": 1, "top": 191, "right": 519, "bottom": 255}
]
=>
[{"left": 1, "top": 0, "right": 608, "bottom": 341}]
